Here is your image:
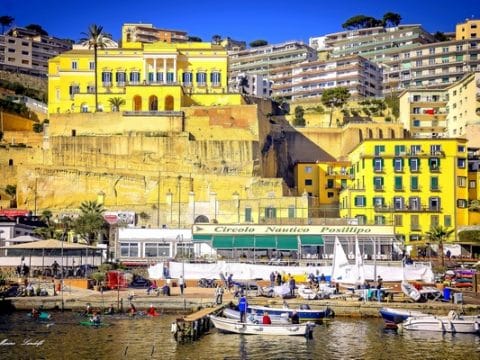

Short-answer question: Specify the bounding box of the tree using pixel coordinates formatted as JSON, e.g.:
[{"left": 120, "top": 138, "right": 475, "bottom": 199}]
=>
[
  {"left": 5, "top": 184, "right": 16, "bottom": 198},
  {"left": 25, "top": 24, "right": 48, "bottom": 36},
  {"left": 80, "top": 25, "right": 115, "bottom": 112},
  {"left": 249, "top": 39, "right": 268, "bottom": 48},
  {"left": 382, "top": 12, "right": 402, "bottom": 27},
  {"left": 108, "top": 97, "right": 126, "bottom": 112},
  {"left": 425, "top": 225, "right": 455, "bottom": 269},
  {"left": 73, "top": 200, "right": 106, "bottom": 245},
  {"left": 212, "top": 34, "right": 222, "bottom": 45},
  {"left": 0, "top": 15, "right": 14, "bottom": 34},
  {"left": 293, "top": 106, "right": 306, "bottom": 127},
  {"left": 238, "top": 76, "right": 249, "bottom": 94},
  {"left": 433, "top": 31, "right": 449, "bottom": 42},
  {"left": 321, "top": 87, "right": 351, "bottom": 126},
  {"left": 188, "top": 36, "right": 202, "bottom": 42}
]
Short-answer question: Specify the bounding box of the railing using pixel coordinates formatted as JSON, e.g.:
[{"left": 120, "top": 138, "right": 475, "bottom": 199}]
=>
[
  {"left": 374, "top": 205, "right": 442, "bottom": 213},
  {"left": 123, "top": 110, "right": 184, "bottom": 117}
]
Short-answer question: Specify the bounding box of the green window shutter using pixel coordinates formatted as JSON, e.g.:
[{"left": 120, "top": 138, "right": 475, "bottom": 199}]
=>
[{"left": 395, "top": 176, "right": 402, "bottom": 189}]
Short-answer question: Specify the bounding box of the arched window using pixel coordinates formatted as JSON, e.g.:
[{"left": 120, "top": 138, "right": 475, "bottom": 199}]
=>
[
  {"left": 165, "top": 95, "right": 174, "bottom": 111},
  {"left": 358, "top": 129, "right": 363, "bottom": 142},
  {"left": 368, "top": 129, "right": 373, "bottom": 139},
  {"left": 80, "top": 103, "right": 89, "bottom": 113},
  {"left": 378, "top": 129, "right": 383, "bottom": 139},
  {"left": 149, "top": 95, "right": 158, "bottom": 111},
  {"left": 133, "top": 95, "right": 142, "bottom": 111},
  {"left": 194, "top": 215, "right": 209, "bottom": 223}
]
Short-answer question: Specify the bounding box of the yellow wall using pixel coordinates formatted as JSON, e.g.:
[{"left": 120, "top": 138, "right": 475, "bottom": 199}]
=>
[{"left": 456, "top": 19, "right": 480, "bottom": 40}]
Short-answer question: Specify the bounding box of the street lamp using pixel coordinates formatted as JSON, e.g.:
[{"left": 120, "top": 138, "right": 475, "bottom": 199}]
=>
[{"left": 177, "top": 176, "right": 182, "bottom": 228}]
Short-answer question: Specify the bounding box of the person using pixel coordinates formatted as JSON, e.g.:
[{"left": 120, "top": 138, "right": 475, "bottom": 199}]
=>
[
  {"left": 376, "top": 275, "right": 383, "bottom": 302},
  {"left": 283, "top": 300, "right": 289, "bottom": 309},
  {"left": 215, "top": 284, "right": 224, "bottom": 305},
  {"left": 270, "top": 271, "right": 276, "bottom": 288},
  {"left": 105, "top": 304, "right": 115, "bottom": 315},
  {"left": 26, "top": 282, "right": 34, "bottom": 296},
  {"left": 319, "top": 273, "right": 326, "bottom": 282},
  {"left": 262, "top": 311, "right": 272, "bottom": 325},
  {"left": 227, "top": 273, "right": 233, "bottom": 290},
  {"left": 446, "top": 250, "right": 451, "bottom": 260},
  {"left": 238, "top": 294, "right": 248, "bottom": 323},
  {"left": 276, "top": 272, "right": 282, "bottom": 286},
  {"left": 289, "top": 276, "right": 296, "bottom": 297},
  {"left": 147, "top": 304, "right": 159, "bottom": 316},
  {"left": 179, "top": 276, "right": 185, "bottom": 295},
  {"left": 219, "top": 272, "right": 227, "bottom": 288},
  {"left": 290, "top": 311, "right": 300, "bottom": 324},
  {"left": 90, "top": 311, "right": 101, "bottom": 325},
  {"left": 31, "top": 307, "right": 39, "bottom": 320},
  {"left": 52, "top": 260, "right": 59, "bottom": 277},
  {"left": 128, "top": 303, "right": 137, "bottom": 316},
  {"left": 147, "top": 280, "right": 158, "bottom": 295}
]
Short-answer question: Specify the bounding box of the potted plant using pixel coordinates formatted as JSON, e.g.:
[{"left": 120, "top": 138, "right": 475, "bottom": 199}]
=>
[{"left": 91, "top": 272, "right": 106, "bottom": 291}]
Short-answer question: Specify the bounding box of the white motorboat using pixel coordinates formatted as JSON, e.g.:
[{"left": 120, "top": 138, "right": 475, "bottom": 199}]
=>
[
  {"left": 209, "top": 315, "right": 315, "bottom": 336},
  {"left": 401, "top": 281, "right": 421, "bottom": 302},
  {"left": 298, "top": 285, "right": 318, "bottom": 300},
  {"left": 223, "top": 307, "right": 289, "bottom": 324},
  {"left": 399, "top": 311, "right": 480, "bottom": 334}
]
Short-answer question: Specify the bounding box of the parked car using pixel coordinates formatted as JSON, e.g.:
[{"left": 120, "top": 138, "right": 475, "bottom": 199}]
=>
[{"left": 130, "top": 276, "right": 151, "bottom": 288}]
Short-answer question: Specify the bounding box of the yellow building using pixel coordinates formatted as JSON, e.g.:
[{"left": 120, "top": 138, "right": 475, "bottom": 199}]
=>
[
  {"left": 456, "top": 19, "right": 480, "bottom": 40},
  {"left": 339, "top": 138, "right": 469, "bottom": 244},
  {"left": 48, "top": 40, "right": 235, "bottom": 115}
]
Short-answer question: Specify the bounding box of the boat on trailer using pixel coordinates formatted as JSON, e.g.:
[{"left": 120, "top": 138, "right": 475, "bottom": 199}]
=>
[{"left": 209, "top": 315, "right": 315, "bottom": 336}]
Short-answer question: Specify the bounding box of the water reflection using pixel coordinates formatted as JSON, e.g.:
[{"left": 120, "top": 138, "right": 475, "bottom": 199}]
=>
[{"left": 0, "top": 313, "right": 479, "bottom": 359}]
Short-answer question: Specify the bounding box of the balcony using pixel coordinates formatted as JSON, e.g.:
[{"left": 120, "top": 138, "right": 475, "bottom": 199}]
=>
[{"left": 374, "top": 205, "right": 442, "bottom": 213}]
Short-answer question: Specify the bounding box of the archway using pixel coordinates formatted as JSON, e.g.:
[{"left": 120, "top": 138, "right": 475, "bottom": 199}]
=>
[
  {"left": 149, "top": 95, "right": 158, "bottom": 111},
  {"left": 133, "top": 95, "right": 142, "bottom": 111},
  {"left": 390, "top": 129, "right": 396, "bottom": 139},
  {"left": 165, "top": 95, "right": 174, "bottom": 111},
  {"left": 358, "top": 129, "right": 363, "bottom": 142},
  {"left": 194, "top": 215, "right": 209, "bottom": 223},
  {"left": 378, "top": 129, "right": 383, "bottom": 139},
  {"left": 367, "top": 129, "right": 373, "bottom": 139}
]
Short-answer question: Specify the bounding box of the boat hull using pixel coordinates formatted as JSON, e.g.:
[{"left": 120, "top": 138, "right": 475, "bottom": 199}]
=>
[
  {"left": 379, "top": 307, "right": 429, "bottom": 324},
  {"left": 210, "top": 315, "right": 314, "bottom": 336},
  {"left": 247, "top": 305, "right": 332, "bottom": 322},
  {"left": 400, "top": 315, "right": 480, "bottom": 334}
]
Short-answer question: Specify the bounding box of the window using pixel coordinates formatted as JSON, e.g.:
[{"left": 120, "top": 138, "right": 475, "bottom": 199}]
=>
[
  {"left": 157, "top": 72, "right": 164, "bottom": 83},
  {"left": 413, "top": 119, "right": 420, "bottom": 127},
  {"left": 409, "top": 197, "right": 420, "bottom": 210},
  {"left": 394, "top": 145, "right": 406, "bottom": 156},
  {"left": 102, "top": 71, "right": 112, "bottom": 87},
  {"left": 327, "top": 192, "right": 334, "bottom": 198},
  {"left": 356, "top": 215, "right": 367, "bottom": 225},
  {"left": 457, "top": 176, "right": 466, "bottom": 187},
  {"left": 373, "top": 177, "right": 384, "bottom": 191},
  {"left": 305, "top": 179, "right": 313, "bottom": 186},
  {"left": 409, "top": 158, "right": 420, "bottom": 172},
  {"left": 394, "top": 176, "right": 403, "bottom": 191},
  {"left": 429, "top": 197, "right": 441, "bottom": 211},
  {"left": 288, "top": 206, "right": 295, "bottom": 219},
  {"left": 374, "top": 145, "right": 385, "bottom": 156},
  {"left": 374, "top": 216, "right": 385, "bottom": 225},
  {"left": 89, "top": 61, "right": 95, "bottom": 70},
  {"left": 394, "top": 197, "right": 404, "bottom": 210},
  {"left": 304, "top": 166, "right": 312, "bottom": 173},
  {"left": 373, "top": 197, "right": 384, "bottom": 208},
  {"left": 410, "top": 176, "right": 419, "bottom": 190},
  {"left": 265, "top": 207, "right": 277, "bottom": 219},
  {"left": 469, "top": 180, "right": 476, "bottom": 189},
  {"left": 457, "top": 158, "right": 466, "bottom": 168},
  {"left": 327, "top": 179, "right": 334, "bottom": 188},
  {"left": 120, "top": 242, "right": 139, "bottom": 257},
  {"left": 394, "top": 215, "right": 403, "bottom": 226},
  {"left": 68, "top": 84, "right": 80, "bottom": 96},
  {"left": 211, "top": 71, "right": 221, "bottom": 86},
  {"left": 411, "top": 215, "right": 420, "bottom": 230},
  {"left": 429, "top": 158, "right": 440, "bottom": 171},
  {"left": 457, "top": 199, "right": 468, "bottom": 208},
  {"left": 145, "top": 243, "right": 170, "bottom": 257},
  {"left": 71, "top": 61, "right": 78, "bottom": 70},
  {"left": 130, "top": 71, "right": 140, "bottom": 84},
  {"left": 116, "top": 71, "right": 126, "bottom": 86},
  {"left": 430, "top": 176, "right": 439, "bottom": 190},
  {"left": 196, "top": 72, "right": 207, "bottom": 86},
  {"left": 431, "top": 215, "right": 439, "bottom": 228},
  {"left": 182, "top": 72, "right": 192, "bottom": 85},
  {"left": 245, "top": 207, "right": 252, "bottom": 222},
  {"left": 176, "top": 243, "right": 193, "bottom": 258},
  {"left": 444, "top": 215, "right": 451, "bottom": 227},
  {"left": 410, "top": 145, "right": 422, "bottom": 154},
  {"left": 354, "top": 196, "right": 366, "bottom": 207},
  {"left": 166, "top": 72, "right": 174, "bottom": 83},
  {"left": 393, "top": 158, "right": 404, "bottom": 172},
  {"left": 373, "top": 158, "right": 384, "bottom": 172}
]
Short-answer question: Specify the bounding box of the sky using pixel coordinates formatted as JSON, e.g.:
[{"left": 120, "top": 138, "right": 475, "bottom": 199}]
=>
[{"left": 2, "top": 0, "right": 480, "bottom": 44}]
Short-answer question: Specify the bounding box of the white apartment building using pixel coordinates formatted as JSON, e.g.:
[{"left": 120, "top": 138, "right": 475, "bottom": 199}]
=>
[{"left": 233, "top": 72, "right": 273, "bottom": 97}]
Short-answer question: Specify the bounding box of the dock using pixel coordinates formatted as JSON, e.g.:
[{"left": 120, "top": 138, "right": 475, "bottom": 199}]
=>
[{"left": 172, "top": 304, "right": 226, "bottom": 342}]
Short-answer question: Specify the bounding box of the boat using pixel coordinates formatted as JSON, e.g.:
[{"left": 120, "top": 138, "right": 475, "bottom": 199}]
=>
[
  {"left": 79, "top": 320, "right": 111, "bottom": 327},
  {"left": 247, "top": 304, "right": 333, "bottom": 322},
  {"left": 298, "top": 285, "right": 318, "bottom": 300},
  {"left": 401, "top": 281, "right": 421, "bottom": 302},
  {"left": 379, "top": 307, "right": 430, "bottom": 325},
  {"left": 27, "top": 312, "right": 51, "bottom": 321},
  {"left": 209, "top": 315, "right": 315, "bottom": 336},
  {"left": 223, "top": 307, "right": 289, "bottom": 324},
  {"left": 399, "top": 311, "right": 480, "bottom": 334}
]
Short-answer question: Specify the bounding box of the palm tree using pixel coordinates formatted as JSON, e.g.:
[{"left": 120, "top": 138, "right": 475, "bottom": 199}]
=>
[
  {"left": 5, "top": 184, "right": 16, "bottom": 207},
  {"left": 80, "top": 25, "right": 115, "bottom": 112},
  {"left": 425, "top": 225, "right": 455, "bottom": 269},
  {"left": 73, "top": 200, "right": 106, "bottom": 244},
  {"left": 0, "top": 16, "right": 14, "bottom": 34},
  {"left": 108, "top": 97, "right": 126, "bottom": 112}
]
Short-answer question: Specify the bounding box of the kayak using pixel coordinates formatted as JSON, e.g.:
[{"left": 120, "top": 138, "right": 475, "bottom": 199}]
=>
[
  {"left": 79, "top": 321, "right": 111, "bottom": 327},
  {"left": 28, "top": 312, "right": 51, "bottom": 320}
]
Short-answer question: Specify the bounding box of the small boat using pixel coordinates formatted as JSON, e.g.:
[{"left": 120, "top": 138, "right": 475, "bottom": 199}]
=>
[
  {"left": 401, "top": 281, "right": 421, "bottom": 302},
  {"left": 209, "top": 315, "right": 315, "bottom": 336},
  {"left": 79, "top": 321, "right": 111, "bottom": 327},
  {"left": 379, "top": 307, "right": 430, "bottom": 325},
  {"left": 399, "top": 311, "right": 480, "bottom": 334},
  {"left": 247, "top": 304, "right": 333, "bottom": 322},
  {"left": 223, "top": 308, "right": 289, "bottom": 324},
  {"left": 27, "top": 312, "right": 51, "bottom": 321},
  {"left": 297, "top": 285, "right": 317, "bottom": 300}
]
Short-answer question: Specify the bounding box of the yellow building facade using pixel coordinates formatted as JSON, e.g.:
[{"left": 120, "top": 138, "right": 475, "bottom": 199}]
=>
[
  {"left": 456, "top": 19, "right": 480, "bottom": 40},
  {"left": 339, "top": 139, "right": 469, "bottom": 244},
  {"left": 48, "top": 41, "right": 235, "bottom": 115}
]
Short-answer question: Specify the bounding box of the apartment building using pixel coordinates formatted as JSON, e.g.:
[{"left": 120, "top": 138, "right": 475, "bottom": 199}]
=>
[
  {"left": 0, "top": 27, "right": 72, "bottom": 77},
  {"left": 339, "top": 138, "right": 469, "bottom": 244},
  {"left": 399, "top": 72, "right": 480, "bottom": 144},
  {"left": 456, "top": 19, "right": 480, "bottom": 40},
  {"left": 121, "top": 23, "right": 188, "bottom": 44},
  {"left": 309, "top": 24, "right": 434, "bottom": 64},
  {"left": 270, "top": 55, "right": 382, "bottom": 100},
  {"left": 228, "top": 41, "right": 317, "bottom": 92},
  {"left": 232, "top": 72, "right": 272, "bottom": 97}
]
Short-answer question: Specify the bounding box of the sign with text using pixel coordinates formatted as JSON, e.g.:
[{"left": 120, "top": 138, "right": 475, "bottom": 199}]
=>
[{"left": 192, "top": 225, "right": 395, "bottom": 235}]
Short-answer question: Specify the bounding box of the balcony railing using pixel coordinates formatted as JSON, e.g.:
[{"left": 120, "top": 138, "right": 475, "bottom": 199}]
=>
[{"left": 374, "top": 205, "right": 442, "bottom": 213}]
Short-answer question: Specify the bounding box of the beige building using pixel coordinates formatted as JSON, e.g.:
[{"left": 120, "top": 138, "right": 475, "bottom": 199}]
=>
[
  {"left": 399, "top": 72, "right": 480, "bottom": 146},
  {"left": 456, "top": 19, "right": 480, "bottom": 40},
  {"left": 121, "top": 23, "right": 188, "bottom": 45},
  {"left": 0, "top": 27, "right": 71, "bottom": 77}
]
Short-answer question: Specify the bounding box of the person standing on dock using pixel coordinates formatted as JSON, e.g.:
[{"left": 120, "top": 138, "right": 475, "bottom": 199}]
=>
[
  {"left": 215, "top": 284, "right": 224, "bottom": 304},
  {"left": 238, "top": 294, "right": 248, "bottom": 323},
  {"left": 179, "top": 276, "right": 185, "bottom": 296}
]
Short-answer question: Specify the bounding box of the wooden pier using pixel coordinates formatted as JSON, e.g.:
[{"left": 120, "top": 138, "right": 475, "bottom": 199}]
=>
[{"left": 172, "top": 304, "right": 226, "bottom": 342}]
